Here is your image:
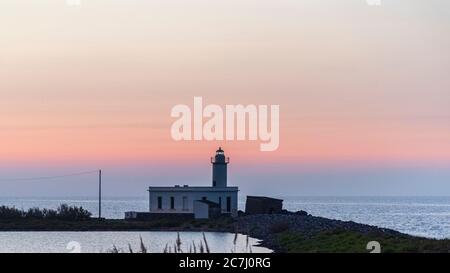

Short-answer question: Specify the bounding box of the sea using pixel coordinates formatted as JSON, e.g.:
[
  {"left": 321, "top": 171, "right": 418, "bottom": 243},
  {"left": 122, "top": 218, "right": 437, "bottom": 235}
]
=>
[{"left": 0, "top": 196, "right": 449, "bottom": 252}]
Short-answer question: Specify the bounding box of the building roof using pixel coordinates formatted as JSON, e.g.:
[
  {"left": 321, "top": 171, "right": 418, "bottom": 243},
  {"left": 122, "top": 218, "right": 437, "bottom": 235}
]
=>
[
  {"left": 195, "top": 200, "right": 220, "bottom": 208},
  {"left": 148, "top": 186, "right": 238, "bottom": 192},
  {"left": 246, "top": 196, "right": 283, "bottom": 202}
]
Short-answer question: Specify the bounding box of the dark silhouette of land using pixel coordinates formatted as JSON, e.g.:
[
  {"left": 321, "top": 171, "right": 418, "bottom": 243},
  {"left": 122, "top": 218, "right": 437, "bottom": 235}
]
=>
[{"left": 1, "top": 205, "right": 450, "bottom": 253}]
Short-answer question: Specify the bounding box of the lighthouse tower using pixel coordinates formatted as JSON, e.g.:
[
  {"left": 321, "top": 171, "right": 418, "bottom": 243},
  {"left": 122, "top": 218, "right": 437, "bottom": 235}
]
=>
[{"left": 211, "top": 147, "right": 229, "bottom": 188}]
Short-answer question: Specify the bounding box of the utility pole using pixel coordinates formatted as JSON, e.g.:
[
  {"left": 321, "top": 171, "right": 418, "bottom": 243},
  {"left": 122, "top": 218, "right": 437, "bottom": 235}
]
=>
[
  {"left": 98, "top": 169, "right": 102, "bottom": 220},
  {"left": 147, "top": 188, "right": 151, "bottom": 212}
]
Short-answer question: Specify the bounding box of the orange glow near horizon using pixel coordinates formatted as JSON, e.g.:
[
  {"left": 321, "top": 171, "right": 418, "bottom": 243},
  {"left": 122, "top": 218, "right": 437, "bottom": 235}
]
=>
[
  {"left": 1, "top": 1, "right": 450, "bottom": 170},
  {"left": 2, "top": 118, "right": 450, "bottom": 168}
]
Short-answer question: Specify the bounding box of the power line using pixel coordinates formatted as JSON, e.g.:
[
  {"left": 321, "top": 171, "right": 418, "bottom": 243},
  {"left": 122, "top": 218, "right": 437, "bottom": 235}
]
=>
[
  {"left": 0, "top": 169, "right": 104, "bottom": 219},
  {"left": 0, "top": 170, "right": 99, "bottom": 181}
]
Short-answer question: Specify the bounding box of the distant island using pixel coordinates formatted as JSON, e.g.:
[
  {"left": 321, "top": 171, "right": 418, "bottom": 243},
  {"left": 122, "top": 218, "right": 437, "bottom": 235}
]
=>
[{"left": 1, "top": 204, "right": 450, "bottom": 253}]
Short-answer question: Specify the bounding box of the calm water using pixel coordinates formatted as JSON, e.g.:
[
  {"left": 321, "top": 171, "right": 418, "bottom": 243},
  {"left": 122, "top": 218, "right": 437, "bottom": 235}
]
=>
[
  {"left": 0, "top": 231, "right": 270, "bottom": 253},
  {"left": 281, "top": 196, "right": 450, "bottom": 239},
  {"left": 1, "top": 196, "right": 450, "bottom": 239}
]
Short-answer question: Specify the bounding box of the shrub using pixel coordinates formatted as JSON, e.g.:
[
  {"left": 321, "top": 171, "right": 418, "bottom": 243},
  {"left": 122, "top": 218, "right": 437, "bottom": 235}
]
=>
[
  {"left": 0, "top": 206, "right": 24, "bottom": 219},
  {"left": 26, "top": 207, "right": 45, "bottom": 219},
  {"left": 57, "top": 204, "right": 92, "bottom": 220},
  {"left": 0, "top": 204, "right": 91, "bottom": 221}
]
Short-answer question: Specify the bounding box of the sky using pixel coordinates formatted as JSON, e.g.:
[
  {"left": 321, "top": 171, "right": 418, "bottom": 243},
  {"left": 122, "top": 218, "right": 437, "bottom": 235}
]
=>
[{"left": 0, "top": 0, "right": 450, "bottom": 197}]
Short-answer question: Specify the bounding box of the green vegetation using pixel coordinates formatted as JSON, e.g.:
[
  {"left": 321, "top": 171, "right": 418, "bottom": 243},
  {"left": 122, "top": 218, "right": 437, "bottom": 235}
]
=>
[
  {"left": 276, "top": 229, "right": 450, "bottom": 253},
  {"left": 0, "top": 204, "right": 91, "bottom": 221}
]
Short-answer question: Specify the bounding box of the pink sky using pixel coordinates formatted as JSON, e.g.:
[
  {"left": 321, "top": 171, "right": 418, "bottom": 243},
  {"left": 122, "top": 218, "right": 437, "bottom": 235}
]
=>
[{"left": 0, "top": 1, "right": 450, "bottom": 196}]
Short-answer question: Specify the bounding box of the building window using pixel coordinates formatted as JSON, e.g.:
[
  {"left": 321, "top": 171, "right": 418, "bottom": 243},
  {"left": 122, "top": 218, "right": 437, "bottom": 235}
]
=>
[
  {"left": 202, "top": 196, "right": 207, "bottom": 201},
  {"left": 170, "top": 196, "right": 175, "bottom": 209},
  {"left": 219, "top": 197, "right": 222, "bottom": 210},
  {"left": 182, "top": 196, "right": 188, "bottom": 210},
  {"left": 226, "top": 197, "right": 231, "bottom": 212},
  {"left": 213, "top": 180, "right": 216, "bottom": 187},
  {"left": 157, "top": 196, "right": 162, "bottom": 209}
]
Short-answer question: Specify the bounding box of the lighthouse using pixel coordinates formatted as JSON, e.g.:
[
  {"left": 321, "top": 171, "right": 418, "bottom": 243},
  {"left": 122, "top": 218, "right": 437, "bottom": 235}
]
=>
[
  {"left": 211, "top": 147, "right": 229, "bottom": 188},
  {"left": 142, "top": 147, "right": 238, "bottom": 219}
]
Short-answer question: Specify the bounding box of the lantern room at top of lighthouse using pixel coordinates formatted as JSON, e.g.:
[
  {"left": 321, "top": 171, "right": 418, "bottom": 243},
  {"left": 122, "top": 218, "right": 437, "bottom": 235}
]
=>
[{"left": 211, "top": 147, "right": 229, "bottom": 164}]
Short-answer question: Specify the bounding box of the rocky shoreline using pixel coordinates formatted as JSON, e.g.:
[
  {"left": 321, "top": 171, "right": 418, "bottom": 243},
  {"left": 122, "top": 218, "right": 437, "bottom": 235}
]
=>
[
  {"left": 1, "top": 210, "right": 449, "bottom": 252},
  {"left": 235, "top": 212, "right": 405, "bottom": 252},
  {"left": 235, "top": 211, "right": 450, "bottom": 253}
]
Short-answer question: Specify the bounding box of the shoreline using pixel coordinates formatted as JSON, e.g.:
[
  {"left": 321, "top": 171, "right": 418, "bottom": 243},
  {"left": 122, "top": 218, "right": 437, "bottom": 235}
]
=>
[{"left": 1, "top": 212, "right": 450, "bottom": 253}]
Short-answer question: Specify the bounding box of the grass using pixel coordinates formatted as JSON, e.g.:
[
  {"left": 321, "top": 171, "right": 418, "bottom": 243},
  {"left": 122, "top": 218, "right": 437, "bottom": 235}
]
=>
[
  {"left": 276, "top": 229, "right": 450, "bottom": 253},
  {"left": 107, "top": 232, "right": 253, "bottom": 253}
]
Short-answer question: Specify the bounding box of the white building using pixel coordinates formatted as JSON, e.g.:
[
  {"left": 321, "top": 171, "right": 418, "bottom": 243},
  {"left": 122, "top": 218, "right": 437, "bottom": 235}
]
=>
[{"left": 147, "top": 148, "right": 239, "bottom": 218}]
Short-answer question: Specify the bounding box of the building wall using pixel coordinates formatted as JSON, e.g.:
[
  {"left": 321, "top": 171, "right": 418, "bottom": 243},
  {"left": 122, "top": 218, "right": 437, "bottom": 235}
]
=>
[
  {"left": 245, "top": 197, "right": 283, "bottom": 214},
  {"left": 212, "top": 163, "right": 227, "bottom": 187},
  {"left": 149, "top": 189, "right": 238, "bottom": 217},
  {"left": 125, "top": 211, "right": 194, "bottom": 220},
  {"left": 193, "top": 201, "right": 209, "bottom": 219}
]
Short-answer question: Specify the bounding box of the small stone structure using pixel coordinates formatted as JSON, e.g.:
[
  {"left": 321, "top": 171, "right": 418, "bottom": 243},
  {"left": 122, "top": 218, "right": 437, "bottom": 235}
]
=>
[
  {"left": 245, "top": 196, "right": 283, "bottom": 214},
  {"left": 194, "top": 200, "right": 221, "bottom": 219}
]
